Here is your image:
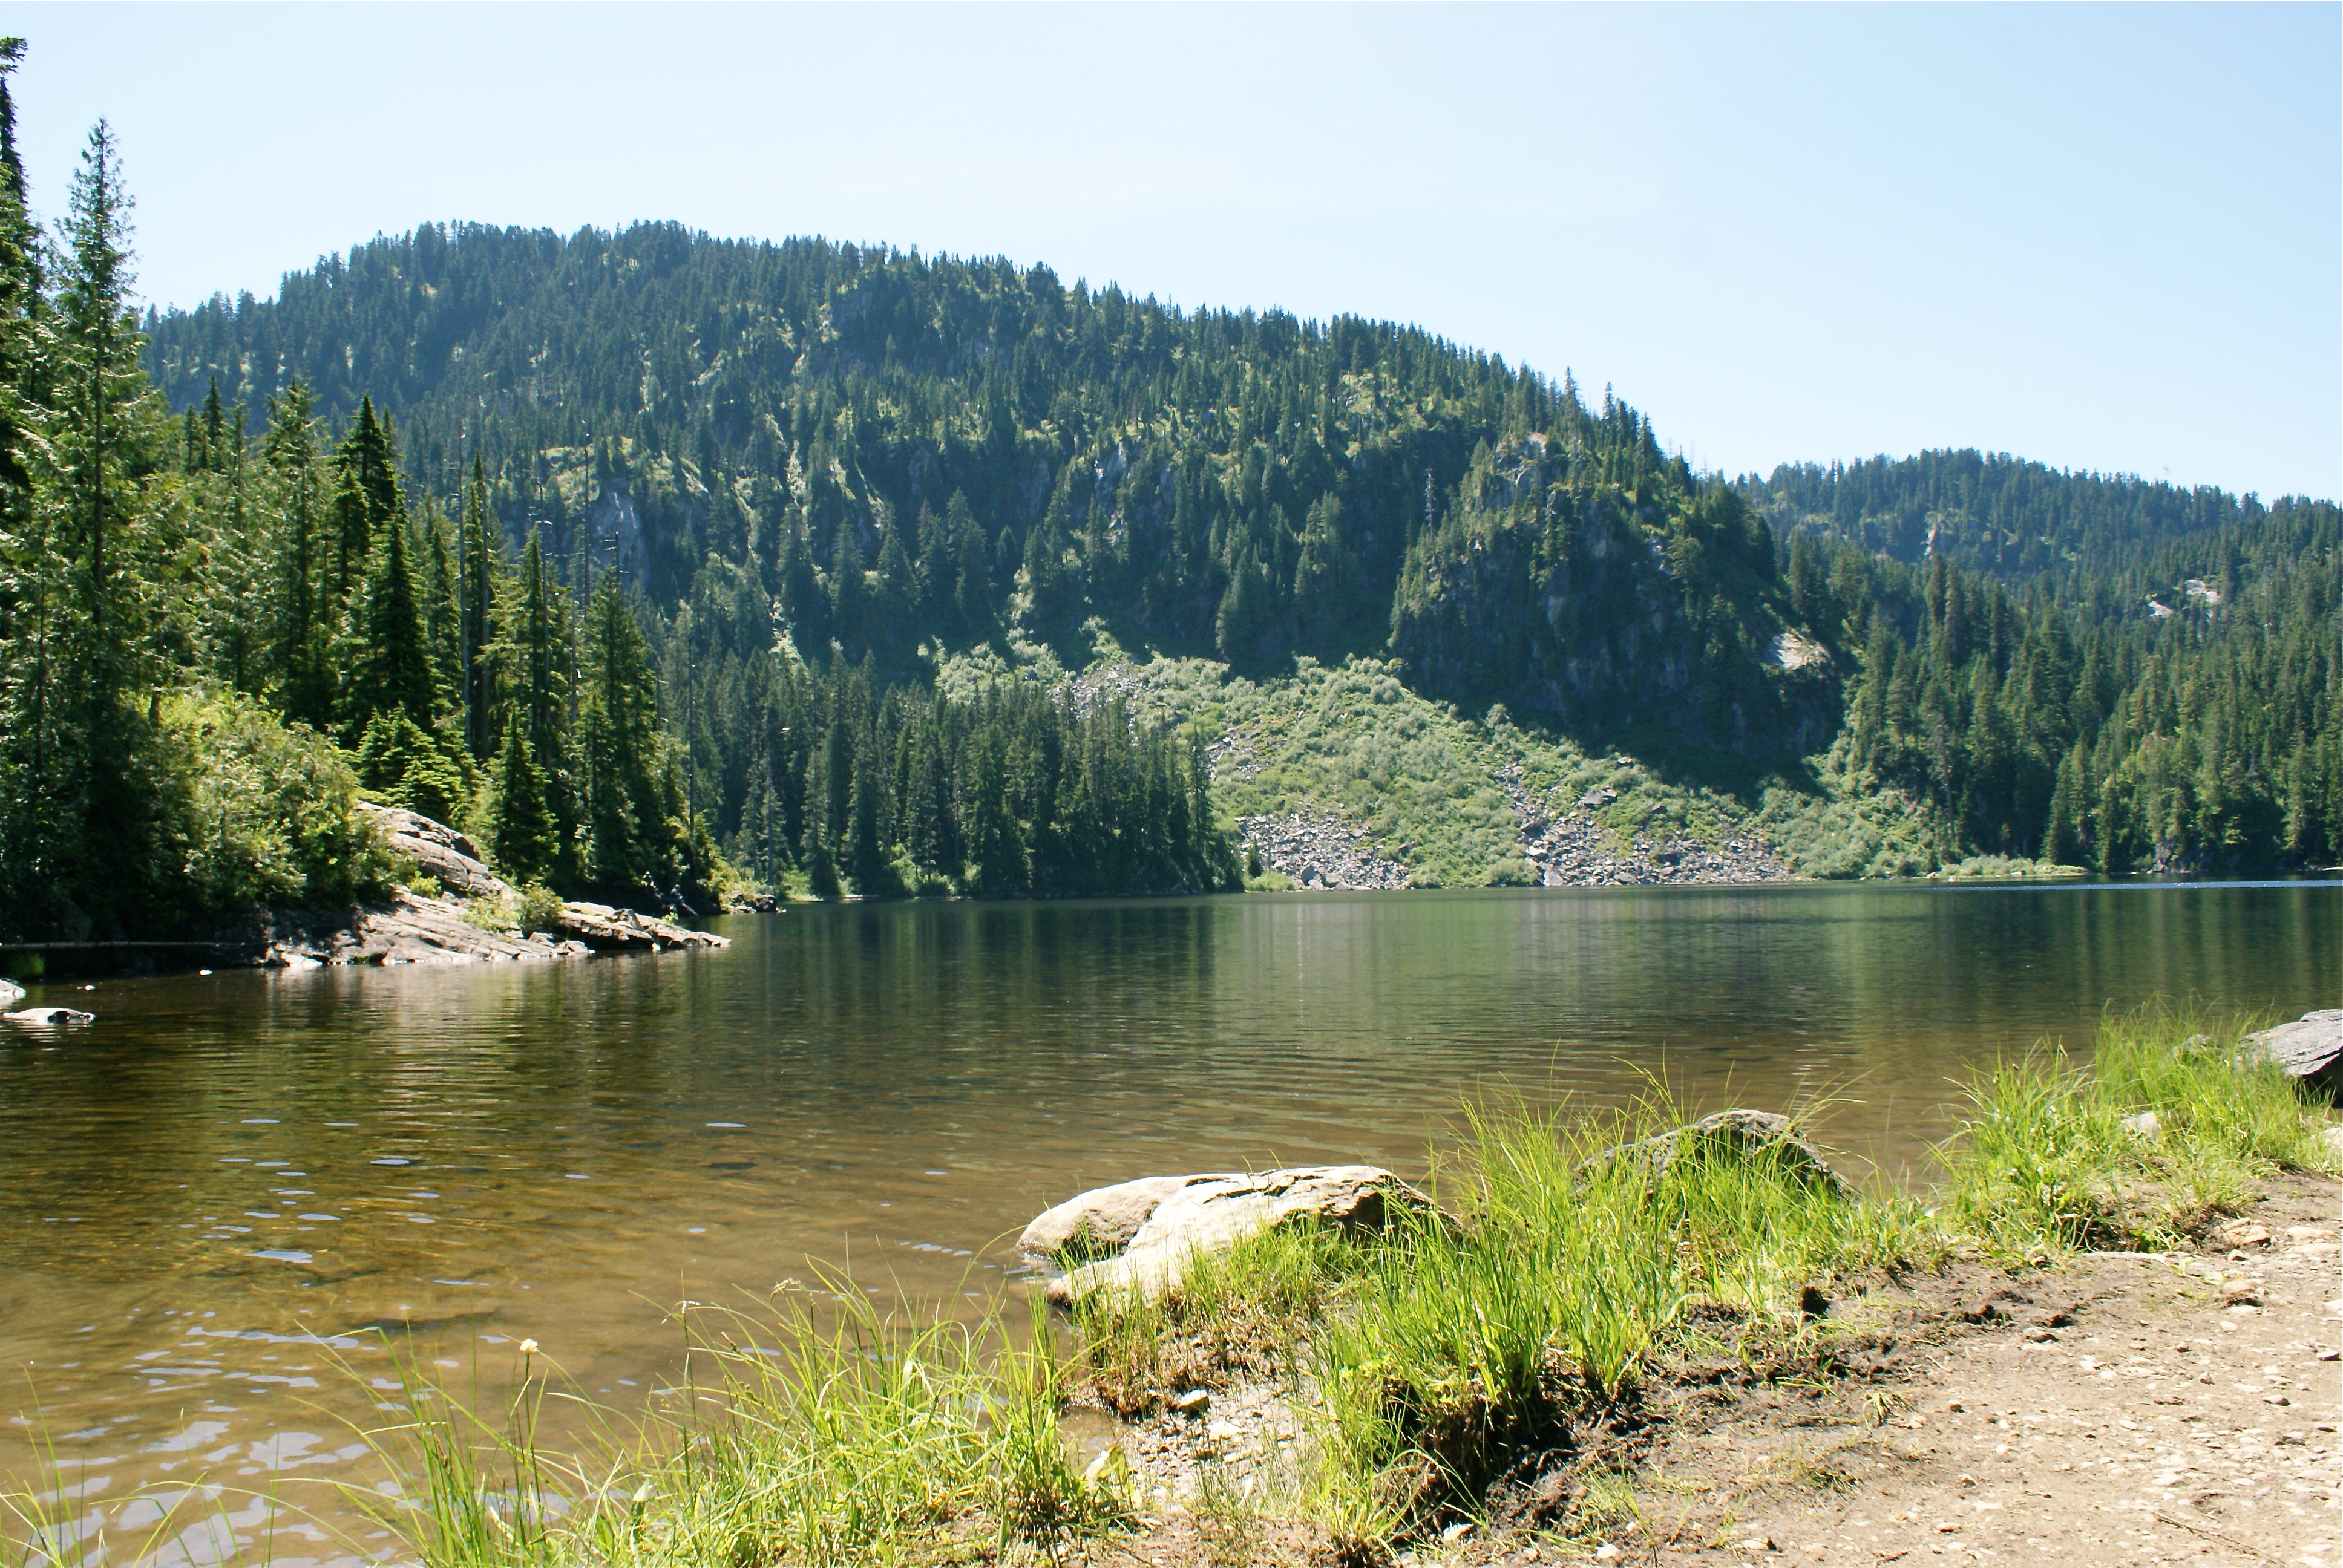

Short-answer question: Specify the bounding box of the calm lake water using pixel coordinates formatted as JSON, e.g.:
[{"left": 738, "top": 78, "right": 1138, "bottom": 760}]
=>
[{"left": 2, "top": 881, "right": 2337, "bottom": 1563}]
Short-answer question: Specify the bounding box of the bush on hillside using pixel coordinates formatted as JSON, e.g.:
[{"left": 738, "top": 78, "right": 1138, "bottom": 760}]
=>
[{"left": 164, "top": 690, "right": 398, "bottom": 909}]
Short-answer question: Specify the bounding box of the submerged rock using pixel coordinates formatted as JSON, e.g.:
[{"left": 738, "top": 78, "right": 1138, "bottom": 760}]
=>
[
  {"left": 1588, "top": 1108, "right": 1855, "bottom": 1198},
  {"left": 2241, "top": 1010, "right": 2343, "bottom": 1085},
  {"left": 5, "top": 1006, "right": 94, "bottom": 1026},
  {"left": 1021, "top": 1165, "right": 1434, "bottom": 1304}
]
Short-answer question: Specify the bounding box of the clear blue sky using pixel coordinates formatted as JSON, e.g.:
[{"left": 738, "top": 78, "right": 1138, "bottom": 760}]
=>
[{"left": 9, "top": 2, "right": 2338, "bottom": 500}]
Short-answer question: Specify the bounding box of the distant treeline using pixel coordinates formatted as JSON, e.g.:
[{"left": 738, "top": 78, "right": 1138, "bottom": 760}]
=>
[{"left": 1779, "top": 505, "right": 2343, "bottom": 869}]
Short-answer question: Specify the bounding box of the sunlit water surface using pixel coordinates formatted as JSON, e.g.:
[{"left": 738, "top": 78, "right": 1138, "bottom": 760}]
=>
[{"left": 2, "top": 881, "right": 2336, "bottom": 1563}]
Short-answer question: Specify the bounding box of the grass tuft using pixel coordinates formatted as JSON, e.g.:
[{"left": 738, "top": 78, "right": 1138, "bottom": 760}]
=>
[{"left": 1939, "top": 1002, "right": 2335, "bottom": 1255}]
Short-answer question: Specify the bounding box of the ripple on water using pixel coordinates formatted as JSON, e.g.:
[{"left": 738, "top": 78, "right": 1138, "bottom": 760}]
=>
[{"left": 0, "top": 884, "right": 2334, "bottom": 1564}]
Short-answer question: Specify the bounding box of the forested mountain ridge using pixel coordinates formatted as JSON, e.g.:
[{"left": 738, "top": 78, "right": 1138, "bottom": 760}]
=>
[
  {"left": 139, "top": 218, "right": 2342, "bottom": 884},
  {"left": 4, "top": 56, "right": 2336, "bottom": 949},
  {"left": 144, "top": 220, "right": 1815, "bottom": 736},
  {"left": 142, "top": 221, "right": 1841, "bottom": 761}
]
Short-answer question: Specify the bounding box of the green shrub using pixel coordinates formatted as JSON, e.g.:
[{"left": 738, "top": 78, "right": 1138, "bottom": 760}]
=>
[{"left": 163, "top": 689, "right": 398, "bottom": 909}]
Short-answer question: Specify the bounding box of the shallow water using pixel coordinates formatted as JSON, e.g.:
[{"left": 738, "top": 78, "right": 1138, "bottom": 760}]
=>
[{"left": 1, "top": 880, "right": 2336, "bottom": 1562}]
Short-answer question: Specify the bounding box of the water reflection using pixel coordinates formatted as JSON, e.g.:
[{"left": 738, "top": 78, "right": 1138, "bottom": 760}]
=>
[{"left": 1, "top": 880, "right": 2335, "bottom": 1562}]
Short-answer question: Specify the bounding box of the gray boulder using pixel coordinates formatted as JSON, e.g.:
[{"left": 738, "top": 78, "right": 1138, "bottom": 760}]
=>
[
  {"left": 1587, "top": 1108, "right": 1855, "bottom": 1198},
  {"left": 1021, "top": 1165, "right": 1434, "bottom": 1304},
  {"left": 0, "top": 978, "right": 22, "bottom": 1008},
  {"left": 5, "top": 1006, "right": 93, "bottom": 1026},
  {"left": 356, "top": 802, "right": 513, "bottom": 899},
  {"left": 2241, "top": 1010, "right": 2343, "bottom": 1084}
]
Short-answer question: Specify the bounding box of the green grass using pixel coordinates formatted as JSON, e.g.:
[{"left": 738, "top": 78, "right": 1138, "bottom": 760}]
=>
[
  {"left": 1285, "top": 1092, "right": 1922, "bottom": 1549},
  {"left": 363, "top": 1284, "right": 1129, "bottom": 1568},
  {"left": 1938, "top": 1002, "right": 2338, "bottom": 1256},
  {"left": 1070, "top": 1223, "right": 1360, "bottom": 1416}
]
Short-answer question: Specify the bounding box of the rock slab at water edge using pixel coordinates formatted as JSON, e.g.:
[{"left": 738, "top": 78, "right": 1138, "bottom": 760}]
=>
[
  {"left": 1021, "top": 1165, "right": 1433, "bottom": 1304},
  {"left": 239, "top": 891, "right": 724, "bottom": 967},
  {"left": 1586, "top": 1108, "right": 1855, "bottom": 1198},
  {"left": 5, "top": 1006, "right": 94, "bottom": 1025},
  {"left": 0, "top": 978, "right": 22, "bottom": 1008},
  {"left": 2241, "top": 1008, "right": 2343, "bottom": 1083}
]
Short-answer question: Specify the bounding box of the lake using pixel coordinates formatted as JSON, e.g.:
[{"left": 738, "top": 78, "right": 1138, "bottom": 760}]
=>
[{"left": 2, "top": 880, "right": 2336, "bottom": 1563}]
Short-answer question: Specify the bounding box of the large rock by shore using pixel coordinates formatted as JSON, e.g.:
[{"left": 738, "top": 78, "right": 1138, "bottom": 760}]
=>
[
  {"left": 2241, "top": 1008, "right": 2343, "bottom": 1085},
  {"left": 358, "top": 803, "right": 513, "bottom": 898},
  {"left": 239, "top": 889, "right": 723, "bottom": 967},
  {"left": 1020, "top": 1165, "right": 1434, "bottom": 1304},
  {"left": 1587, "top": 1108, "right": 1856, "bottom": 1198}
]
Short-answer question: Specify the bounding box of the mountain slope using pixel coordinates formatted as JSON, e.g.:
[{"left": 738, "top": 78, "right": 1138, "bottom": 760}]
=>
[
  {"left": 145, "top": 221, "right": 1830, "bottom": 750},
  {"left": 137, "top": 223, "right": 2343, "bottom": 884}
]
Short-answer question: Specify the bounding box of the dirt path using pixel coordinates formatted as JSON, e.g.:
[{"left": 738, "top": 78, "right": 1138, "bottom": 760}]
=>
[
  {"left": 1635, "top": 1174, "right": 2342, "bottom": 1567},
  {"left": 1072, "top": 1174, "right": 2341, "bottom": 1567}
]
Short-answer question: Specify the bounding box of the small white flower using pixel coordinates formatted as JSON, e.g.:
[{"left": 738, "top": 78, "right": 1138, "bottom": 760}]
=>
[{"left": 519, "top": 1338, "right": 539, "bottom": 1356}]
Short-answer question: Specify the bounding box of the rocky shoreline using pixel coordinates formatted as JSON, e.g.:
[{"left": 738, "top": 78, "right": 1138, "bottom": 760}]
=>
[
  {"left": 222, "top": 886, "right": 721, "bottom": 968},
  {"left": 229, "top": 803, "right": 727, "bottom": 966},
  {"left": 1238, "top": 813, "right": 1413, "bottom": 890},
  {"left": 0, "top": 805, "right": 727, "bottom": 988}
]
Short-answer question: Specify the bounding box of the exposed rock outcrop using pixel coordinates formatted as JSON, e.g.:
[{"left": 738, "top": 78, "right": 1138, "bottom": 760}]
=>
[
  {"left": 1387, "top": 444, "right": 1839, "bottom": 755},
  {"left": 1238, "top": 813, "right": 1411, "bottom": 890},
  {"left": 358, "top": 802, "right": 513, "bottom": 899},
  {"left": 240, "top": 889, "right": 723, "bottom": 967},
  {"left": 237, "top": 892, "right": 587, "bottom": 967},
  {"left": 2241, "top": 1009, "right": 2343, "bottom": 1085},
  {"left": 312, "top": 803, "right": 727, "bottom": 963},
  {"left": 0, "top": 978, "right": 22, "bottom": 1008},
  {"left": 553, "top": 901, "right": 725, "bottom": 953},
  {"left": 1021, "top": 1165, "right": 1435, "bottom": 1304},
  {"left": 1587, "top": 1108, "right": 1855, "bottom": 1198}
]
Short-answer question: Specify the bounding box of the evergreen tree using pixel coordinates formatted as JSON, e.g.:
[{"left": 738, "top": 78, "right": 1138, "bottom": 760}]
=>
[
  {"left": 459, "top": 456, "right": 495, "bottom": 757},
  {"left": 265, "top": 381, "right": 333, "bottom": 725},
  {"left": 344, "top": 494, "right": 433, "bottom": 734},
  {"left": 828, "top": 520, "right": 865, "bottom": 651},
  {"left": 580, "top": 570, "right": 663, "bottom": 891},
  {"left": 490, "top": 721, "right": 557, "bottom": 884}
]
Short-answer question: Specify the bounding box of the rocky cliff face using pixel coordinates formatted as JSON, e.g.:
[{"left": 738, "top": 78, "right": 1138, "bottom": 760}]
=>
[{"left": 1389, "top": 443, "right": 1837, "bottom": 756}]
